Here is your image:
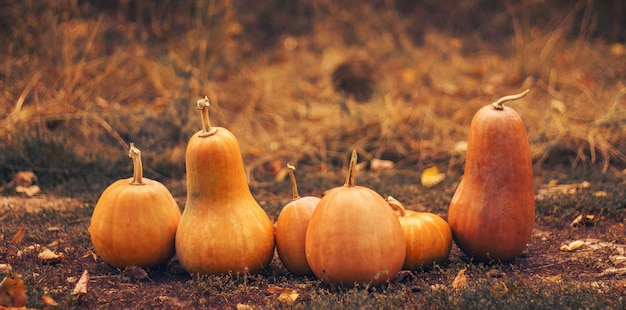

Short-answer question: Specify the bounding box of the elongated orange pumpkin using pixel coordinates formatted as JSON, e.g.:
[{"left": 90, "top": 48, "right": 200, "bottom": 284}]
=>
[
  {"left": 448, "top": 90, "right": 535, "bottom": 262},
  {"left": 275, "top": 164, "right": 320, "bottom": 276},
  {"left": 175, "top": 97, "right": 275, "bottom": 275},
  {"left": 89, "top": 143, "right": 181, "bottom": 268},
  {"left": 305, "top": 150, "right": 405, "bottom": 287},
  {"left": 386, "top": 196, "right": 452, "bottom": 270}
]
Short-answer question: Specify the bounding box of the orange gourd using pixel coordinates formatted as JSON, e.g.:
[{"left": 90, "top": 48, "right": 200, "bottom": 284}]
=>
[
  {"left": 386, "top": 196, "right": 452, "bottom": 270},
  {"left": 89, "top": 143, "right": 181, "bottom": 268},
  {"left": 305, "top": 150, "right": 406, "bottom": 286},
  {"left": 175, "top": 97, "right": 275, "bottom": 275},
  {"left": 275, "top": 164, "right": 320, "bottom": 276},
  {"left": 448, "top": 90, "right": 535, "bottom": 262}
]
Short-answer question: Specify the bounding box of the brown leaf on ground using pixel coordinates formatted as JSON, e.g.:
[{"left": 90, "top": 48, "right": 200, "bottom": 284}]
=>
[
  {"left": 41, "top": 295, "right": 58, "bottom": 306},
  {"left": 0, "top": 274, "right": 28, "bottom": 307},
  {"left": 421, "top": 166, "right": 446, "bottom": 188},
  {"left": 71, "top": 270, "right": 89, "bottom": 297},
  {"left": 123, "top": 266, "right": 149, "bottom": 281},
  {"left": 452, "top": 268, "right": 468, "bottom": 290},
  {"left": 10, "top": 227, "right": 25, "bottom": 245},
  {"left": 13, "top": 171, "right": 37, "bottom": 187},
  {"left": 278, "top": 288, "right": 299, "bottom": 306},
  {"left": 38, "top": 248, "right": 66, "bottom": 264}
]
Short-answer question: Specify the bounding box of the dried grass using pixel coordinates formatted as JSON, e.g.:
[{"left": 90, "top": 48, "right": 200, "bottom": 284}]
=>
[{"left": 1, "top": 1, "right": 624, "bottom": 189}]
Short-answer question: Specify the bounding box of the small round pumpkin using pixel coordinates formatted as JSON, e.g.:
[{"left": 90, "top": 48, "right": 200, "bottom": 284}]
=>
[
  {"left": 275, "top": 164, "right": 320, "bottom": 276},
  {"left": 89, "top": 143, "right": 182, "bottom": 268},
  {"left": 448, "top": 90, "right": 535, "bottom": 262},
  {"left": 305, "top": 150, "right": 406, "bottom": 287},
  {"left": 386, "top": 196, "right": 452, "bottom": 270}
]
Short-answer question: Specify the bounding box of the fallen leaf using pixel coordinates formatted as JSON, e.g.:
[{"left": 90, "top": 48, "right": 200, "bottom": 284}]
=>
[
  {"left": 16, "top": 185, "right": 41, "bottom": 196},
  {"left": 266, "top": 285, "right": 284, "bottom": 294},
  {"left": 599, "top": 267, "right": 626, "bottom": 277},
  {"left": 537, "top": 181, "right": 591, "bottom": 196},
  {"left": 0, "top": 265, "right": 12, "bottom": 274},
  {"left": 123, "top": 266, "right": 149, "bottom": 281},
  {"left": 611, "top": 43, "right": 626, "bottom": 56},
  {"left": 71, "top": 270, "right": 89, "bottom": 297},
  {"left": 451, "top": 141, "right": 468, "bottom": 155},
  {"left": 550, "top": 99, "right": 566, "bottom": 114},
  {"left": 38, "top": 248, "right": 65, "bottom": 263},
  {"left": 489, "top": 281, "right": 509, "bottom": 296},
  {"left": 421, "top": 166, "right": 446, "bottom": 188},
  {"left": 0, "top": 274, "right": 28, "bottom": 307},
  {"left": 560, "top": 240, "right": 584, "bottom": 252},
  {"left": 543, "top": 274, "right": 563, "bottom": 282},
  {"left": 452, "top": 268, "right": 468, "bottom": 290},
  {"left": 278, "top": 288, "right": 299, "bottom": 306},
  {"left": 41, "top": 295, "right": 58, "bottom": 306},
  {"left": 13, "top": 171, "right": 37, "bottom": 187},
  {"left": 236, "top": 304, "right": 254, "bottom": 310},
  {"left": 593, "top": 191, "right": 608, "bottom": 197},
  {"left": 82, "top": 250, "right": 98, "bottom": 261},
  {"left": 10, "top": 227, "right": 25, "bottom": 245},
  {"left": 610, "top": 255, "right": 626, "bottom": 265},
  {"left": 570, "top": 214, "right": 596, "bottom": 227},
  {"left": 370, "top": 158, "right": 395, "bottom": 172}
]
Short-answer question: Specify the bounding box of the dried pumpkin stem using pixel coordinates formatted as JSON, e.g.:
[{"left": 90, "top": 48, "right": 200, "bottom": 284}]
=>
[
  {"left": 386, "top": 196, "right": 407, "bottom": 217},
  {"left": 491, "top": 89, "right": 530, "bottom": 110},
  {"left": 128, "top": 143, "right": 145, "bottom": 186},
  {"left": 287, "top": 164, "right": 301, "bottom": 200},
  {"left": 344, "top": 150, "right": 358, "bottom": 187},
  {"left": 196, "top": 96, "right": 218, "bottom": 137}
]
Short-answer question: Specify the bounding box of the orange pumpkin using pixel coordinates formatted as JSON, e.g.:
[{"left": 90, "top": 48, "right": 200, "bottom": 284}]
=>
[
  {"left": 386, "top": 196, "right": 452, "bottom": 270},
  {"left": 305, "top": 150, "right": 405, "bottom": 286},
  {"left": 275, "top": 164, "right": 320, "bottom": 276},
  {"left": 448, "top": 90, "right": 535, "bottom": 262},
  {"left": 89, "top": 143, "right": 181, "bottom": 268},
  {"left": 175, "top": 97, "right": 275, "bottom": 275}
]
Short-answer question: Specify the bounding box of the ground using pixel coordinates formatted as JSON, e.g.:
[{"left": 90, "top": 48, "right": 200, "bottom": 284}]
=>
[{"left": 1, "top": 168, "right": 625, "bottom": 309}]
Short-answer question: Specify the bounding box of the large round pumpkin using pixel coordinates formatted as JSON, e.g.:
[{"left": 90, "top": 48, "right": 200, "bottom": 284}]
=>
[
  {"left": 89, "top": 143, "right": 182, "bottom": 268},
  {"left": 305, "top": 150, "right": 406, "bottom": 287},
  {"left": 448, "top": 90, "right": 535, "bottom": 262}
]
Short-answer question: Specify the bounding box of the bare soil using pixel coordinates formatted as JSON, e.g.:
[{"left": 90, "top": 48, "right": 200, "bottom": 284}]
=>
[{"left": 1, "top": 168, "right": 625, "bottom": 309}]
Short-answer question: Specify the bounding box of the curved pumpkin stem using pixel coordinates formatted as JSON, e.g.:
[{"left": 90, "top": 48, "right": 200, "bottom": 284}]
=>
[
  {"left": 128, "top": 143, "right": 145, "bottom": 186},
  {"left": 196, "top": 96, "right": 218, "bottom": 137},
  {"left": 491, "top": 89, "right": 530, "bottom": 110},
  {"left": 287, "top": 164, "right": 301, "bottom": 200},
  {"left": 344, "top": 150, "right": 358, "bottom": 187},
  {"left": 386, "top": 196, "right": 407, "bottom": 217}
]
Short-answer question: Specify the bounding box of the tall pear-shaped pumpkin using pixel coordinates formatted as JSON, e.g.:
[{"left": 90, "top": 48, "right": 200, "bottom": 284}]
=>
[
  {"left": 448, "top": 90, "right": 535, "bottom": 262},
  {"left": 175, "top": 97, "right": 275, "bottom": 275},
  {"left": 305, "top": 150, "right": 406, "bottom": 286}
]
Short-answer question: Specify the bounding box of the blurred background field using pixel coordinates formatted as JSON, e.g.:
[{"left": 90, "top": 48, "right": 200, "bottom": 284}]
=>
[{"left": 1, "top": 0, "right": 625, "bottom": 195}]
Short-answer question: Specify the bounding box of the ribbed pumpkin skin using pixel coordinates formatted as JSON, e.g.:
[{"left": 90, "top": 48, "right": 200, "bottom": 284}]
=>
[
  {"left": 448, "top": 104, "right": 535, "bottom": 262},
  {"left": 400, "top": 211, "right": 452, "bottom": 270},
  {"left": 175, "top": 127, "right": 275, "bottom": 275},
  {"left": 275, "top": 196, "right": 320, "bottom": 276},
  {"left": 89, "top": 178, "right": 181, "bottom": 268},
  {"left": 305, "top": 186, "right": 406, "bottom": 286}
]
